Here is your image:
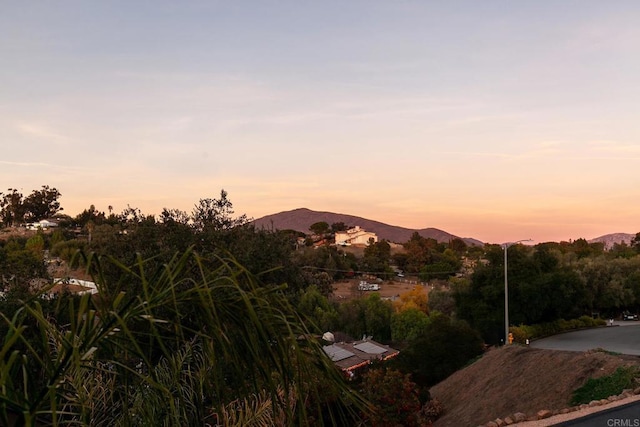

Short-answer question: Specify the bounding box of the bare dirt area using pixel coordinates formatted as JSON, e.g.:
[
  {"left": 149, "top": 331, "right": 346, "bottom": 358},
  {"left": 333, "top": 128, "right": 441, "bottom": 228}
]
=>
[
  {"left": 330, "top": 278, "right": 428, "bottom": 302},
  {"left": 429, "top": 345, "right": 640, "bottom": 427}
]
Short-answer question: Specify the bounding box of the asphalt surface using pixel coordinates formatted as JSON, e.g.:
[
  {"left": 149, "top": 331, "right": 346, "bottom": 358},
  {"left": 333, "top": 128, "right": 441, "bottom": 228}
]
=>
[
  {"left": 531, "top": 322, "right": 640, "bottom": 355},
  {"left": 556, "top": 400, "right": 640, "bottom": 426}
]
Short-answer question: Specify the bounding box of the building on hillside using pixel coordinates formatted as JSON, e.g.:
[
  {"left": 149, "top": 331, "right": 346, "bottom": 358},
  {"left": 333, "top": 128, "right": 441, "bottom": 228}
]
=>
[
  {"left": 26, "top": 219, "right": 59, "bottom": 230},
  {"left": 335, "top": 226, "right": 378, "bottom": 246},
  {"left": 323, "top": 338, "right": 399, "bottom": 377}
]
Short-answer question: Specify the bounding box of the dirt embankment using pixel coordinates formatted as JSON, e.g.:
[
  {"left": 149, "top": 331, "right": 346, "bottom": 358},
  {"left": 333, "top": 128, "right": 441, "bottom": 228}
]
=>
[{"left": 430, "top": 345, "right": 640, "bottom": 427}]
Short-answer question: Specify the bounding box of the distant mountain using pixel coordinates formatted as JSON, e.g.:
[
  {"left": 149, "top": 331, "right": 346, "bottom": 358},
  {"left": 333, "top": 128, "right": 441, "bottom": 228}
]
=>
[
  {"left": 251, "top": 208, "right": 483, "bottom": 246},
  {"left": 588, "top": 233, "right": 636, "bottom": 250}
]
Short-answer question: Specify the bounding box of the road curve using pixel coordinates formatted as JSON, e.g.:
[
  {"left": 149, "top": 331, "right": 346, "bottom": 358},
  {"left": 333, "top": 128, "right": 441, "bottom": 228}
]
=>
[{"left": 530, "top": 322, "right": 640, "bottom": 355}]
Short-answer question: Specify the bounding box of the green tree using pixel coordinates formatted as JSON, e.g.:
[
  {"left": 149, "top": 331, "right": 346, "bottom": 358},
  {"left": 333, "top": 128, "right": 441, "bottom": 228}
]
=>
[
  {"left": 449, "top": 237, "right": 468, "bottom": 254},
  {"left": 22, "top": 185, "right": 63, "bottom": 221},
  {"left": 74, "top": 204, "right": 107, "bottom": 227},
  {"left": 631, "top": 233, "right": 640, "bottom": 254},
  {"left": 338, "top": 298, "right": 367, "bottom": 339},
  {"left": 25, "top": 234, "right": 45, "bottom": 259},
  {"left": 391, "top": 308, "right": 431, "bottom": 343},
  {"left": 330, "top": 222, "right": 349, "bottom": 233},
  {"left": 402, "top": 232, "right": 433, "bottom": 273},
  {"left": 427, "top": 287, "right": 457, "bottom": 317},
  {"left": 0, "top": 188, "right": 25, "bottom": 226},
  {"left": 0, "top": 242, "right": 48, "bottom": 286},
  {"left": 297, "top": 285, "right": 339, "bottom": 333},
  {"left": 309, "top": 221, "right": 330, "bottom": 236},
  {"left": 609, "top": 242, "right": 637, "bottom": 259},
  {"left": 360, "top": 368, "right": 431, "bottom": 427},
  {"left": 364, "top": 293, "right": 393, "bottom": 341},
  {"left": 191, "top": 189, "right": 247, "bottom": 232},
  {"left": 361, "top": 240, "right": 391, "bottom": 274},
  {"left": 453, "top": 243, "right": 591, "bottom": 343},
  {"left": 393, "top": 314, "right": 484, "bottom": 386},
  {"left": 293, "top": 246, "right": 356, "bottom": 285}
]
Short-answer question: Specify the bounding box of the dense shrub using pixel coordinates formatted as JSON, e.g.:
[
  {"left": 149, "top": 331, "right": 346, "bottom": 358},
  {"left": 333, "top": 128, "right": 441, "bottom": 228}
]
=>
[
  {"left": 393, "top": 313, "right": 484, "bottom": 386},
  {"left": 360, "top": 367, "right": 436, "bottom": 427},
  {"left": 0, "top": 250, "right": 366, "bottom": 426},
  {"left": 510, "top": 316, "right": 607, "bottom": 343},
  {"left": 570, "top": 366, "right": 639, "bottom": 405}
]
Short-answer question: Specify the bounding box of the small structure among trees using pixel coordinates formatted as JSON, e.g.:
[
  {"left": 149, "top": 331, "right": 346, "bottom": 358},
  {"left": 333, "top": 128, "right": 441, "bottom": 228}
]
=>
[{"left": 323, "top": 338, "right": 399, "bottom": 377}]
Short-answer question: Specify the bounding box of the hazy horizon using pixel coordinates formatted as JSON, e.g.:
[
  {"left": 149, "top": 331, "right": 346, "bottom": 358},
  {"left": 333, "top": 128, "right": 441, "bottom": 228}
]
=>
[{"left": 3, "top": 2, "right": 639, "bottom": 244}]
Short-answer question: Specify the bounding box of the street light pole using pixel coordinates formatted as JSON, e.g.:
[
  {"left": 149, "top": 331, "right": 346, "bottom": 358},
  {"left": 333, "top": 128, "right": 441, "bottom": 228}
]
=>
[{"left": 504, "top": 239, "right": 532, "bottom": 345}]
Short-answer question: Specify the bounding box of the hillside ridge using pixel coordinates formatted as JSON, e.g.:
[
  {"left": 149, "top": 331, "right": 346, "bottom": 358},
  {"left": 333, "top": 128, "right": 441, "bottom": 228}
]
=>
[
  {"left": 251, "top": 207, "right": 483, "bottom": 245},
  {"left": 588, "top": 232, "right": 636, "bottom": 249}
]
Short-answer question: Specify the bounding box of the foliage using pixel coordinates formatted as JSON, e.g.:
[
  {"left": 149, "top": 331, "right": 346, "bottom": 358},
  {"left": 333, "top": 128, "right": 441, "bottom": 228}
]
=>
[
  {"left": 448, "top": 237, "right": 467, "bottom": 254},
  {"left": 330, "top": 222, "right": 348, "bottom": 233},
  {"left": 360, "top": 367, "right": 435, "bottom": 427},
  {"left": 454, "top": 243, "right": 596, "bottom": 344},
  {"left": 0, "top": 189, "right": 26, "bottom": 226},
  {"left": 191, "top": 189, "right": 248, "bottom": 232},
  {"left": 338, "top": 294, "right": 393, "bottom": 341},
  {"left": 419, "top": 260, "right": 458, "bottom": 281},
  {"left": 50, "top": 240, "right": 87, "bottom": 263},
  {"left": 0, "top": 242, "right": 49, "bottom": 287},
  {"left": 427, "top": 287, "right": 456, "bottom": 317},
  {"left": 393, "top": 313, "right": 484, "bottom": 386},
  {"left": 570, "top": 366, "right": 639, "bottom": 406},
  {"left": 632, "top": 233, "right": 640, "bottom": 254},
  {"left": 401, "top": 233, "right": 437, "bottom": 274},
  {"left": 75, "top": 204, "right": 111, "bottom": 228},
  {"left": 394, "top": 285, "right": 429, "bottom": 313},
  {"left": 22, "top": 185, "right": 63, "bottom": 222},
  {"left": 25, "top": 233, "right": 45, "bottom": 259},
  {"left": 0, "top": 186, "right": 63, "bottom": 226},
  {"left": 297, "top": 286, "right": 339, "bottom": 333},
  {"left": 75, "top": 195, "right": 302, "bottom": 294},
  {"left": 0, "top": 249, "right": 367, "bottom": 426},
  {"left": 309, "top": 221, "right": 330, "bottom": 236},
  {"left": 292, "top": 246, "right": 356, "bottom": 285},
  {"left": 360, "top": 240, "right": 392, "bottom": 275},
  {"left": 573, "top": 256, "right": 640, "bottom": 315},
  {"left": 391, "top": 308, "right": 431, "bottom": 343},
  {"left": 509, "top": 316, "right": 607, "bottom": 343}
]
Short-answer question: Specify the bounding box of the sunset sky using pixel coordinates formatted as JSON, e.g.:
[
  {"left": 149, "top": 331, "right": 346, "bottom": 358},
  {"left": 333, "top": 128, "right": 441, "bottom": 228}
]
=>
[{"left": 2, "top": 1, "right": 640, "bottom": 244}]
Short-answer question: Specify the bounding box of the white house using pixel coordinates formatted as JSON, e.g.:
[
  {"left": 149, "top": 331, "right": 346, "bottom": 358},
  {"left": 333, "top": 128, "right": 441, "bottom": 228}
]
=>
[
  {"left": 26, "top": 219, "right": 59, "bottom": 230},
  {"left": 335, "top": 226, "right": 378, "bottom": 246}
]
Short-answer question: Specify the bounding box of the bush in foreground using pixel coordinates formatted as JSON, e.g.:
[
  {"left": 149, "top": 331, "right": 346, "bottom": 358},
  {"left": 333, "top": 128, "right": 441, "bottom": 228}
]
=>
[
  {"left": 570, "top": 366, "right": 639, "bottom": 406},
  {"left": 0, "top": 249, "right": 367, "bottom": 426}
]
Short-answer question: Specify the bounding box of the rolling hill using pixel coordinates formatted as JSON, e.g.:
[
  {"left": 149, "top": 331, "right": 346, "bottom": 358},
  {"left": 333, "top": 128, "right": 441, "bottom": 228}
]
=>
[
  {"left": 588, "top": 232, "right": 636, "bottom": 250},
  {"left": 251, "top": 208, "right": 483, "bottom": 245}
]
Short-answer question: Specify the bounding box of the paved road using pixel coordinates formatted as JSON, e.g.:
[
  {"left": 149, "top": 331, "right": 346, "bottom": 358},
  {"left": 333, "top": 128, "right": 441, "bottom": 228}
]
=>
[
  {"left": 556, "top": 400, "right": 640, "bottom": 426},
  {"left": 531, "top": 322, "right": 640, "bottom": 355}
]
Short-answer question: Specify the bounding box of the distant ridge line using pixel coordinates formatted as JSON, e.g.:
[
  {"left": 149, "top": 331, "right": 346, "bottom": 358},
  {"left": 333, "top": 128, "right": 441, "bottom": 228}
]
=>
[{"left": 251, "top": 208, "right": 484, "bottom": 246}]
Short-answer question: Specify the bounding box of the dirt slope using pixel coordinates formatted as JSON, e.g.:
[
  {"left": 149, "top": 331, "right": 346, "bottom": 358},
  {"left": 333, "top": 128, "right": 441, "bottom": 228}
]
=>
[{"left": 429, "top": 345, "right": 640, "bottom": 427}]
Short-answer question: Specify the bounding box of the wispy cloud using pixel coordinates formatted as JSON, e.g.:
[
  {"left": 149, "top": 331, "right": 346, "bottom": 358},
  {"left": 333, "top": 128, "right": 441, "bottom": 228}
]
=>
[
  {"left": 0, "top": 160, "right": 60, "bottom": 168},
  {"left": 15, "top": 122, "right": 73, "bottom": 145},
  {"left": 588, "top": 140, "right": 640, "bottom": 156}
]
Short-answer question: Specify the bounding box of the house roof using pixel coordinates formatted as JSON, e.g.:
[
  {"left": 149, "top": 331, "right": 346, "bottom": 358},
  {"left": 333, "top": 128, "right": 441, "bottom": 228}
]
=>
[{"left": 323, "top": 339, "right": 399, "bottom": 371}]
